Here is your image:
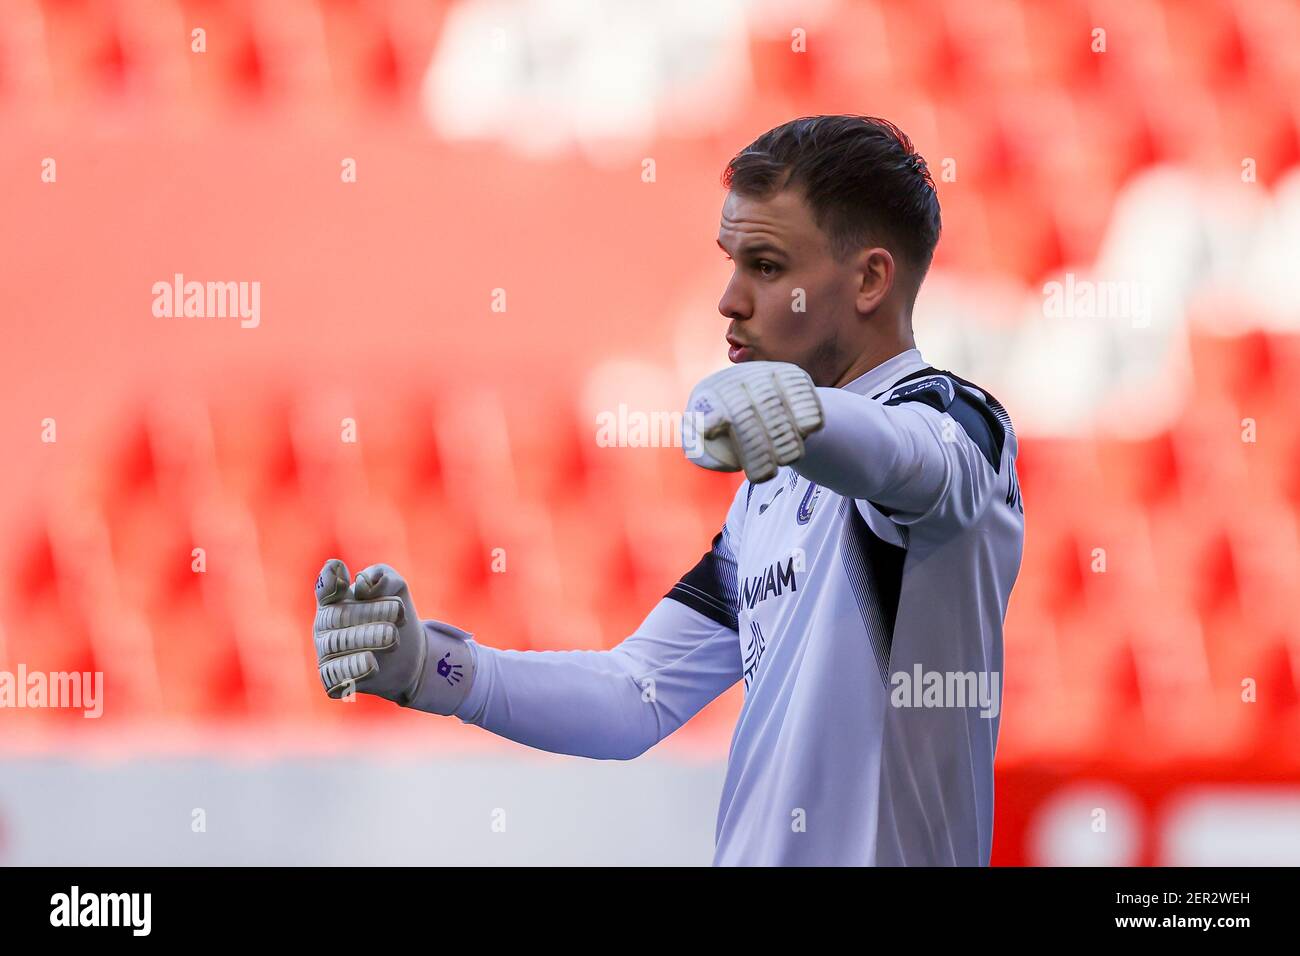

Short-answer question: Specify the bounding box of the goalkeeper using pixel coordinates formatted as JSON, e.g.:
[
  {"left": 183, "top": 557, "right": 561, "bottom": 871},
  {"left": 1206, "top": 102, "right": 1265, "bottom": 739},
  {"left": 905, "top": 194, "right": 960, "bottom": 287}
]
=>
[{"left": 312, "top": 115, "right": 1024, "bottom": 866}]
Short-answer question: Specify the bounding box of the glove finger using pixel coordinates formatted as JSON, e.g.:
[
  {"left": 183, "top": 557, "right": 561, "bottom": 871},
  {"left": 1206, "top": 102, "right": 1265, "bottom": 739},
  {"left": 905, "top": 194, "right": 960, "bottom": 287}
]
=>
[
  {"left": 684, "top": 387, "right": 743, "bottom": 471},
  {"left": 315, "top": 559, "right": 352, "bottom": 607},
  {"left": 352, "top": 563, "right": 409, "bottom": 603},
  {"left": 722, "top": 384, "right": 778, "bottom": 482},
  {"left": 314, "top": 596, "right": 402, "bottom": 632},
  {"left": 742, "top": 457, "right": 778, "bottom": 484},
  {"left": 686, "top": 387, "right": 730, "bottom": 440},
  {"left": 684, "top": 422, "right": 742, "bottom": 472},
  {"left": 320, "top": 651, "right": 379, "bottom": 698},
  {"left": 775, "top": 365, "right": 824, "bottom": 434},
  {"left": 745, "top": 370, "right": 819, "bottom": 469},
  {"left": 315, "top": 620, "right": 400, "bottom": 662}
]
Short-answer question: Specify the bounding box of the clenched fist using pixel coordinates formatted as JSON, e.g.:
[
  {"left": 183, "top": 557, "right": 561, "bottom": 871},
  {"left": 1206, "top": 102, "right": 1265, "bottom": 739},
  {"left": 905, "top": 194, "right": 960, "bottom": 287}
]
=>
[
  {"left": 682, "top": 361, "right": 824, "bottom": 484},
  {"left": 313, "top": 559, "right": 477, "bottom": 715}
]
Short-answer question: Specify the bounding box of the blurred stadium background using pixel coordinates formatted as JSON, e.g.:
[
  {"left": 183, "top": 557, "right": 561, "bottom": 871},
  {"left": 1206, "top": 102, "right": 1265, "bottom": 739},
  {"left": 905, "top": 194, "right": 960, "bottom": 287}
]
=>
[{"left": 1, "top": 0, "right": 1299, "bottom": 865}]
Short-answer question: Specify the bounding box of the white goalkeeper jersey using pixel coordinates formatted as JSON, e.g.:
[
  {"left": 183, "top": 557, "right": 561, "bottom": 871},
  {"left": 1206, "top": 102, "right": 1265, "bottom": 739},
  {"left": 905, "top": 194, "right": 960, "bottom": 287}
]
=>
[{"left": 452, "top": 348, "right": 1024, "bottom": 866}]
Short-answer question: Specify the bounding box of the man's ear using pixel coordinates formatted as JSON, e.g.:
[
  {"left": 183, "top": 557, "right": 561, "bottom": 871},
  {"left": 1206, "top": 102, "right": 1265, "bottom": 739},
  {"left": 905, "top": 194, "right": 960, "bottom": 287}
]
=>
[{"left": 853, "top": 247, "right": 894, "bottom": 315}]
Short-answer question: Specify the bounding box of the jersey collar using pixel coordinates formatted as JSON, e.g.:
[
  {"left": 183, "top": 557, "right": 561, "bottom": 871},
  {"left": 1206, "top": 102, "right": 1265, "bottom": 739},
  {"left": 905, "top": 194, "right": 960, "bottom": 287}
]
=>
[{"left": 837, "top": 348, "right": 929, "bottom": 398}]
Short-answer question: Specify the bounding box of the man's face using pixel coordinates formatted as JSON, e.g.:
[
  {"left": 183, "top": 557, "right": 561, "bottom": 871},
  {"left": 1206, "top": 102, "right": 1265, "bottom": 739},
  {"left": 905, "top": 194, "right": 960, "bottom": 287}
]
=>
[{"left": 716, "top": 187, "right": 863, "bottom": 387}]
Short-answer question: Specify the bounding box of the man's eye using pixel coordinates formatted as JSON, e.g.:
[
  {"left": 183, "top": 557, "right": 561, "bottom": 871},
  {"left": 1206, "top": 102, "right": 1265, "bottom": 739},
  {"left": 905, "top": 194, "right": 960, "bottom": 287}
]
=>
[{"left": 757, "top": 260, "right": 779, "bottom": 277}]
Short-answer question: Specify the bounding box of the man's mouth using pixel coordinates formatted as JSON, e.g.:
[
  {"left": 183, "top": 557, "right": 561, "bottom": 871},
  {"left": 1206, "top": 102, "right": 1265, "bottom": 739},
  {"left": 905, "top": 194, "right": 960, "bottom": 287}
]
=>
[{"left": 726, "top": 336, "right": 753, "bottom": 363}]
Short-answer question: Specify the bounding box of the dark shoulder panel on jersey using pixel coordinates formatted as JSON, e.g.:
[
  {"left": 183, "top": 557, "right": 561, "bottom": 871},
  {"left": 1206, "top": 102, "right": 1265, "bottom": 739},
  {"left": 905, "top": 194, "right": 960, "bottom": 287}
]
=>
[
  {"left": 665, "top": 530, "right": 740, "bottom": 631},
  {"left": 874, "top": 366, "right": 1006, "bottom": 473},
  {"left": 840, "top": 499, "right": 906, "bottom": 687}
]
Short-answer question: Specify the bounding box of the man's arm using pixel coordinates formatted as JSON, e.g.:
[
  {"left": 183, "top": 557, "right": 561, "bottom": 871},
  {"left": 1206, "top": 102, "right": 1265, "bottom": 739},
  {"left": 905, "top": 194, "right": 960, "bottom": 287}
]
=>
[
  {"left": 446, "top": 598, "right": 741, "bottom": 760},
  {"left": 443, "top": 491, "right": 747, "bottom": 759},
  {"left": 315, "top": 487, "right": 749, "bottom": 760},
  {"left": 792, "top": 380, "right": 1003, "bottom": 527},
  {"left": 681, "top": 360, "right": 1003, "bottom": 529}
]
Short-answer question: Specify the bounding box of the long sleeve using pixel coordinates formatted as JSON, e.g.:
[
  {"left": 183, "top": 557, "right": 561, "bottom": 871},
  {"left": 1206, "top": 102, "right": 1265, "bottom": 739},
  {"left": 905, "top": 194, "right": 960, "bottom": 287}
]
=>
[
  {"left": 450, "top": 598, "right": 741, "bottom": 759},
  {"left": 449, "top": 485, "right": 749, "bottom": 760},
  {"left": 792, "top": 380, "right": 1004, "bottom": 529}
]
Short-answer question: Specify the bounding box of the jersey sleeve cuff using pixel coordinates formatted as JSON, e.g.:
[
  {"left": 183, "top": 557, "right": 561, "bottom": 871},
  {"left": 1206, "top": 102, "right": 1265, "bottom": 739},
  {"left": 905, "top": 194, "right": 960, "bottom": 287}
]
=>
[{"left": 453, "top": 639, "right": 489, "bottom": 723}]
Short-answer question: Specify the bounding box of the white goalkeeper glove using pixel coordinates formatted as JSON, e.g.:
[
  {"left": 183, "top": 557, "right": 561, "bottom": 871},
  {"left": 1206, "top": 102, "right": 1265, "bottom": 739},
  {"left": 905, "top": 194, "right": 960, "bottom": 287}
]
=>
[
  {"left": 682, "top": 361, "right": 825, "bottom": 483},
  {"left": 313, "top": 559, "right": 476, "bottom": 715}
]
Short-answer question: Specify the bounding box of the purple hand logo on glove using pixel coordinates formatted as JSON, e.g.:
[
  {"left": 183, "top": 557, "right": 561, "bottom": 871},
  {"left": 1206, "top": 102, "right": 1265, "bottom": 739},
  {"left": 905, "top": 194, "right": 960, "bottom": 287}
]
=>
[{"left": 436, "top": 652, "right": 465, "bottom": 686}]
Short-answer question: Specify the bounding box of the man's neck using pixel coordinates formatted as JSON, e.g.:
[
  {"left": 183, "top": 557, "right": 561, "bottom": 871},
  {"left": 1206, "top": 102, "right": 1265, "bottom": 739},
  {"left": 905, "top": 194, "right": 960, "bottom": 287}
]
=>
[{"left": 831, "top": 333, "right": 917, "bottom": 388}]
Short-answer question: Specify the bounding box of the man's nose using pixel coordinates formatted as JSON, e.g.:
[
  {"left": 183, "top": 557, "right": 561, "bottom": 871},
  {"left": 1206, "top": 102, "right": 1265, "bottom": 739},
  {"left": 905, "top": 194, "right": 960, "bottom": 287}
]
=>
[{"left": 718, "top": 275, "right": 750, "bottom": 321}]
